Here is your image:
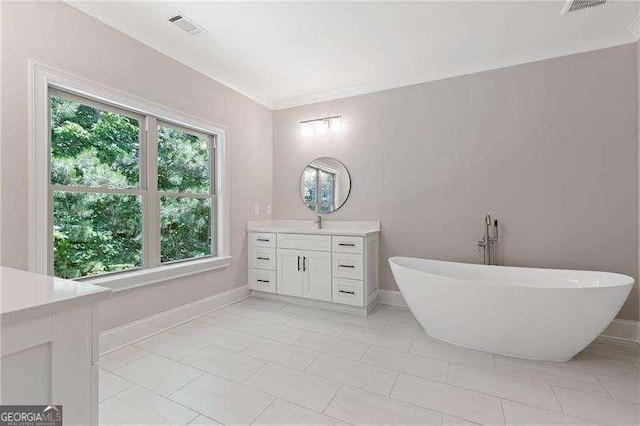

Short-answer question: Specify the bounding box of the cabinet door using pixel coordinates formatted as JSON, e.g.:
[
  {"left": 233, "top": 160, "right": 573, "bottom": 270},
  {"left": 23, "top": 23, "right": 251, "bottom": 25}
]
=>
[
  {"left": 277, "top": 248, "right": 304, "bottom": 297},
  {"left": 302, "top": 250, "right": 332, "bottom": 302}
]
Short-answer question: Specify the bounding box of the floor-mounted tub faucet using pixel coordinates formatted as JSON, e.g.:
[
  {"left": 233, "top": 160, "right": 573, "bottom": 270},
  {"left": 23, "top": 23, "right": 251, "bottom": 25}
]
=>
[{"left": 477, "top": 214, "right": 499, "bottom": 265}]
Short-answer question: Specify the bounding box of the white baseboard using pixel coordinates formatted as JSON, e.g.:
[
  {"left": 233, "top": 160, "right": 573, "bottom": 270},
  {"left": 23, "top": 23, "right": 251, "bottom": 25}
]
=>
[
  {"left": 252, "top": 290, "right": 375, "bottom": 316},
  {"left": 377, "top": 289, "right": 408, "bottom": 307},
  {"left": 601, "top": 319, "right": 640, "bottom": 343},
  {"left": 99, "top": 285, "right": 250, "bottom": 355},
  {"left": 377, "top": 289, "right": 639, "bottom": 343}
]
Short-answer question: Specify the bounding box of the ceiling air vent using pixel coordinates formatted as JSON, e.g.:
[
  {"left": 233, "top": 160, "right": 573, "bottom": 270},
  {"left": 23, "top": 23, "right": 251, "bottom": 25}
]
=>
[
  {"left": 561, "top": 0, "right": 607, "bottom": 14},
  {"left": 168, "top": 14, "right": 206, "bottom": 36}
]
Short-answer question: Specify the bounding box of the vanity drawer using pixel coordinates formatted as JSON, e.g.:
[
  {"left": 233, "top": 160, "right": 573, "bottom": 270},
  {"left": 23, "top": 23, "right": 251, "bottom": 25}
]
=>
[
  {"left": 332, "top": 236, "right": 363, "bottom": 254},
  {"left": 277, "top": 233, "right": 331, "bottom": 252},
  {"left": 249, "top": 246, "right": 276, "bottom": 270},
  {"left": 249, "top": 269, "right": 276, "bottom": 293},
  {"left": 333, "top": 278, "right": 364, "bottom": 306},
  {"left": 332, "top": 253, "right": 364, "bottom": 280},
  {"left": 249, "top": 232, "right": 276, "bottom": 248}
]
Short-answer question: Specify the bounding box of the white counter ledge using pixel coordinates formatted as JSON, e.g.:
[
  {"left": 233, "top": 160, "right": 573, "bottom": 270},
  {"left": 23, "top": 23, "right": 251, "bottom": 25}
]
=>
[
  {"left": 1, "top": 267, "right": 111, "bottom": 424},
  {"left": 1, "top": 266, "right": 112, "bottom": 324},
  {"left": 246, "top": 220, "right": 380, "bottom": 236}
]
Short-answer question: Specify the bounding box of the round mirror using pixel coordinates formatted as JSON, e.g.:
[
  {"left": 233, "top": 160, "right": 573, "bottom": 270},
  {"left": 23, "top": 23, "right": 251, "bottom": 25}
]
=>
[{"left": 299, "top": 157, "right": 351, "bottom": 214}]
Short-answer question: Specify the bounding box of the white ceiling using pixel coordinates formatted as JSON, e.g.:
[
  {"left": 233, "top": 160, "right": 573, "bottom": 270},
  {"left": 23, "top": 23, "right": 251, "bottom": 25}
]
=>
[{"left": 69, "top": 1, "right": 639, "bottom": 109}]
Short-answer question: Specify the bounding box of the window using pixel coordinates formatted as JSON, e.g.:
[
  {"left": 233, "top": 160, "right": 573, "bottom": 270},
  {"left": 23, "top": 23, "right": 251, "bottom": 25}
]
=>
[
  {"left": 47, "top": 88, "right": 222, "bottom": 282},
  {"left": 303, "top": 165, "right": 336, "bottom": 214},
  {"left": 157, "top": 123, "right": 214, "bottom": 264}
]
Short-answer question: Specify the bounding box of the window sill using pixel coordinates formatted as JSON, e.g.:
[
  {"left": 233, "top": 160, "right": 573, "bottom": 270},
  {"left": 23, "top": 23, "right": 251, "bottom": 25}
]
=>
[{"left": 84, "top": 256, "right": 232, "bottom": 293}]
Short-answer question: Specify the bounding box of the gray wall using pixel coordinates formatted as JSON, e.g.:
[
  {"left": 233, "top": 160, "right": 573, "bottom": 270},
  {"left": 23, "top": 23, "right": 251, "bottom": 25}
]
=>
[
  {"left": 0, "top": 2, "right": 273, "bottom": 330},
  {"left": 274, "top": 44, "right": 639, "bottom": 321}
]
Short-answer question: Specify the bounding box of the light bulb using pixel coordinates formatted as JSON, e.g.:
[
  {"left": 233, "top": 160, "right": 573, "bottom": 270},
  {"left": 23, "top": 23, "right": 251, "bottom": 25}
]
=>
[
  {"left": 315, "top": 119, "right": 329, "bottom": 134},
  {"left": 300, "top": 121, "right": 315, "bottom": 137},
  {"left": 329, "top": 116, "right": 343, "bottom": 133}
]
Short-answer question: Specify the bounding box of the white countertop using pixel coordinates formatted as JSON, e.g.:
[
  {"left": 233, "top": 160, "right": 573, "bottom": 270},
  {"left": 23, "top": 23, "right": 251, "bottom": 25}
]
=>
[
  {"left": 1, "top": 267, "right": 112, "bottom": 324},
  {"left": 247, "top": 220, "right": 380, "bottom": 237}
]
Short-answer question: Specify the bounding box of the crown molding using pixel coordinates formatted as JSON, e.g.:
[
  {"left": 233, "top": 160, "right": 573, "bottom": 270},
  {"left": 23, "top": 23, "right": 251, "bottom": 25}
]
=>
[
  {"left": 273, "top": 28, "right": 636, "bottom": 110},
  {"left": 64, "top": 1, "right": 640, "bottom": 112}
]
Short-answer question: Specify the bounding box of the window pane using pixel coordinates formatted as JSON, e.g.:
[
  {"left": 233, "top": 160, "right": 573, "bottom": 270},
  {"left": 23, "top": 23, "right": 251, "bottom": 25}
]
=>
[
  {"left": 158, "top": 124, "right": 210, "bottom": 193},
  {"left": 53, "top": 191, "right": 142, "bottom": 279},
  {"left": 161, "top": 196, "right": 212, "bottom": 263},
  {"left": 50, "top": 95, "right": 140, "bottom": 188},
  {"left": 318, "top": 170, "right": 336, "bottom": 214},
  {"left": 303, "top": 167, "right": 317, "bottom": 211}
]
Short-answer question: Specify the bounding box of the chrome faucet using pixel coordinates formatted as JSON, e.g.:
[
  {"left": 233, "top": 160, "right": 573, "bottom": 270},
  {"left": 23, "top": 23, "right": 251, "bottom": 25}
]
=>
[
  {"left": 315, "top": 215, "right": 322, "bottom": 229},
  {"left": 477, "top": 214, "right": 499, "bottom": 265}
]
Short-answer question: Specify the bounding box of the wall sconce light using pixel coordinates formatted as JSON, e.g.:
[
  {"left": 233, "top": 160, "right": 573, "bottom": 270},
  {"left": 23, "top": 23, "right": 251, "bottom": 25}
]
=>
[{"left": 300, "top": 116, "right": 343, "bottom": 136}]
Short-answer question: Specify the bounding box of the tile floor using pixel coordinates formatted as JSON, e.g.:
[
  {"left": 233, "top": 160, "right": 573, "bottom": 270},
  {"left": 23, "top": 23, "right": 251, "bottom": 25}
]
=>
[{"left": 99, "top": 297, "right": 640, "bottom": 425}]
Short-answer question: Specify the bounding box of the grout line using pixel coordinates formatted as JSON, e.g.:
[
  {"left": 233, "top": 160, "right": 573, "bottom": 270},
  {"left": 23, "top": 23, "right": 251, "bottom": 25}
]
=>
[
  {"left": 106, "top": 369, "right": 206, "bottom": 417},
  {"left": 499, "top": 399, "right": 507, "bottom": 425},
  {"left": 593, "top": 375, "right": 615, "bottom": 400},
  {"left": 379, "top": 379, "right": 474, "bottom": 424},
  {"left": 200, "top": 313, "right": 307, "bottom": 346},
  {"left": 100, "top": 349, "right": 153, "bottom": 373},
  {"left": 338, "top": 325, "right": 351, "bottom": 338},
  {"left": 237, "top": 362, "right": 346, "bottom": 416},
  {"left": 96, "top": 370, "right": 135, "bottom": 404},
  {"left": 550, "top": 385, "right": 566, "bottom": 415},
  {"left": 261, "top": 395, "right": 354, "bottom": 426},
  {"left": 488, "top": 364, "right": 624, "bottom": 402},
  {"left": 167, "top": 370, "right": 207, "bottom": 398},
  {"left": 122, "top": 351, "right": 263, "bottom": 392},
  {"left": 301, "top": 357, "right": 364, "bottom": 388},
  {"left": 241, "top": 360, "right": 270, "bottom": 385},
  {"left": 321, "top": 383, "right": 344, "bottom": 414},
  {"left": 303, "top": 352, "right": 321, "bottom": 373},
  {"left": 408, "top": 338, "right": 417, "bottom": 354},
  {"left": 184, "top": 412, "right": 203, "bottom": 425},
  {"left": 357, "top": 344, "right": 371, "bottom": 361},
  {"left": 490, "top": 362, "right": 614, "bottom": 400},
  {"left": 390, "top": 368, "right": 575, "bottom": 417},
  {"left": 548, "top": 385, "right": 619, "bottom": 425},
  {"left": 387, "top": 370, "right": 401, "bottom": 398},
  {"left": 249, "top": 396, "right": 277, "bottom": 424}
]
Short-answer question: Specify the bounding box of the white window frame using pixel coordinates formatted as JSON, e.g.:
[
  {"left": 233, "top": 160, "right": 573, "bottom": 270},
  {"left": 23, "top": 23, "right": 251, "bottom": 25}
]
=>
[
  {"left": 303, "top": 159, "right": 340, "bottom": 213},
  {"left": 29, "top": 61, "right": 231, "bottom": 291}
]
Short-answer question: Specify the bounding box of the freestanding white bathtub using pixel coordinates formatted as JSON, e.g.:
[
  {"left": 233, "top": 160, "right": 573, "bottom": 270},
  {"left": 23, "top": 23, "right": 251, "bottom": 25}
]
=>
[{"left": 389, "top": 257, "right": 634, "bottom": 361}]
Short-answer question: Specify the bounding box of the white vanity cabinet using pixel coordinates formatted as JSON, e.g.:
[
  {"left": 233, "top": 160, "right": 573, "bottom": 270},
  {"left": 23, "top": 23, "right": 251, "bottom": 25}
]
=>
[
  {"left": 276, "top": 248, "right": 332, "bottom": 301},
  {"left": 0, "top": 267, "right": 111, "bottom": 425},
  {"left": 247, "top": 221, "right": 380, "bottom": 313},
  {"left": 276, "top": 234, "right": 333, "bottom": 302}
]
